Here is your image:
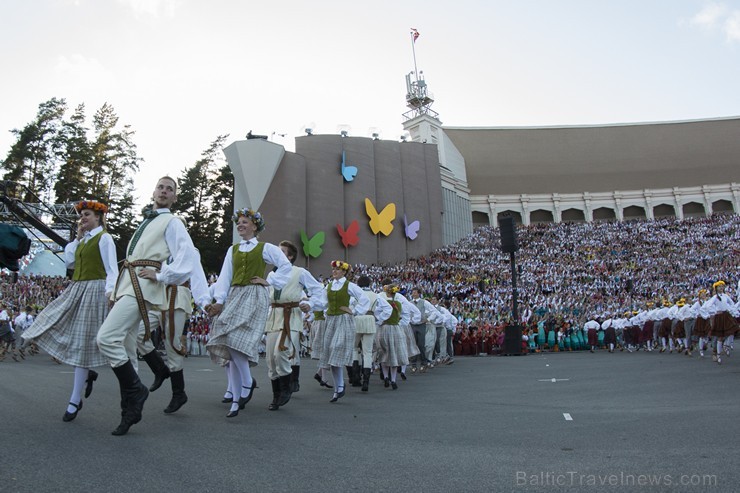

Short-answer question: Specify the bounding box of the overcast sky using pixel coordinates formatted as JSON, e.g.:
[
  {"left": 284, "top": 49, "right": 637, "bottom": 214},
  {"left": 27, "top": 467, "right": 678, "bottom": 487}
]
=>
[{"left": 2, "top": 0, "right": 740, "bottom": 205}]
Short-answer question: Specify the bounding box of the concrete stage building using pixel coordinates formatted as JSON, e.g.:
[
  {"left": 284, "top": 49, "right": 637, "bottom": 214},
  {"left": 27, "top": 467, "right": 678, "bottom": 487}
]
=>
[{"left": 224, "top": 73, "right": 740, "bottom": 276}]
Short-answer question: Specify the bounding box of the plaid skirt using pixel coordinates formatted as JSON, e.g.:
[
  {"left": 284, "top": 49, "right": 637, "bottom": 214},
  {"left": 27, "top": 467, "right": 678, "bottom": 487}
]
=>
[
  {"left": 21, "top": 280, "right": 109, "bottom": 368},
  {"left": 402, "top": 323, "right": 420, "bottom": 357},
  {"left": 206, "top": 285, "right": 269, "bottom": 366},
  {"left": 310, "top": 319, "right": 326, "bottom": 360},
  {"left": 376, "top": 324, "right": 409, "bottom": 367},
  {"left": 319, "top": 313, "right": 356, "bottom": 368}
]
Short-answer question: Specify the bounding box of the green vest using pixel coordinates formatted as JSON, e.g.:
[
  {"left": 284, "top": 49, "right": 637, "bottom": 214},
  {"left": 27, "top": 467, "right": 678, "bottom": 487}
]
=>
[
  {"left": 72, "top": 231, "right": 107, "bottom": 281},
  {"left": 313, "top": 311, "right": 325, "bottom": 321},
  {"left": 326, "top": 280, "right": 350, "bottom": 316},
  {"left": 385, "top": 299, "right": 401, "bottom": 325},
  {"left": 231, "top": 242, "right": 266, "bottom": 286}
]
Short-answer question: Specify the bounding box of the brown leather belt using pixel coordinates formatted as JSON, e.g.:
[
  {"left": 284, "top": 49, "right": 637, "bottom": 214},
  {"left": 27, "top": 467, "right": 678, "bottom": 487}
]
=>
[
  {"left": 161, "top": 283, "right": 189, "bottom": 356},
  {"left": 271, "top": 301, "right": 301, "bottom": 357},
  {"left": 115, "top": 259, "right": 162, "bottom": 342}
]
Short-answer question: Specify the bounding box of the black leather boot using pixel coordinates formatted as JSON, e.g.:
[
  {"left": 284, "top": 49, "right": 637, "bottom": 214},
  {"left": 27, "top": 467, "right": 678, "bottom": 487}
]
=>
[
  {"left": 164, "top": 370, "right": 188, "bottom": 414},
  {"left": 142, "top": 350, "right": 170, "bottom": 392},
  {"left": 277, "top": 374, "right": 292, "bottom": 407},
  {"left": 345, "top": 366, "right": 355, "bottom": 387},
  {"left": 268, "top": 379, "right": 281, "bottom": 411},
  {"left": 290, "top": 365, "right": 300, "bottom": 393},
  {"left": 351, "top": 361, "right": 362, "bottom": 387},
  {"left": 361, "top": 368, "right": 371, "bottom": 392},
  {"left": 111, "top": 360, "right": 149, "bottom": 436}
]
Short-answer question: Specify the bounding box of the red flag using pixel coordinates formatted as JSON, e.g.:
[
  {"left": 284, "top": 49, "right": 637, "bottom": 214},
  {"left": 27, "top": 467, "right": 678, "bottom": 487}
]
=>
[{"left": 410, "top": 28, "right": 420, "bottom": 43}]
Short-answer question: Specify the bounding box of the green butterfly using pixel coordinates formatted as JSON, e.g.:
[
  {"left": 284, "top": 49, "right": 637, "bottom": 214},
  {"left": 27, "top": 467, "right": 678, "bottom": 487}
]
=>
[{"left": 300, "top": 230, "right": 325, "bottom": 258}]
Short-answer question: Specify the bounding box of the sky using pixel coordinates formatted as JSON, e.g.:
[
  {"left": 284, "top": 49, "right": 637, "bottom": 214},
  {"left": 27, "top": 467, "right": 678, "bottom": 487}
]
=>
[{"left": 2, "top": 0, "right": 740, "bottom": 206}]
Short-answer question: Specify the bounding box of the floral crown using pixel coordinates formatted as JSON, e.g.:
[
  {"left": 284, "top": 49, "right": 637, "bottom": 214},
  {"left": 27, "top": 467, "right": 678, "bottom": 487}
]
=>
[
  {"left": 75, "top": 200, "right": 108, "bottom": 214},
  {"left": 232, "top": 208, "right": 265, "bottom": 232},
  {"left": 383, "top": 284, "right": 400, "bottom": 294},
  {"left": 331, "top": 260, "right": 350, "bottom": 271},
  {"left": 713, "top": 280, "right": 726, "bottom": 289}
]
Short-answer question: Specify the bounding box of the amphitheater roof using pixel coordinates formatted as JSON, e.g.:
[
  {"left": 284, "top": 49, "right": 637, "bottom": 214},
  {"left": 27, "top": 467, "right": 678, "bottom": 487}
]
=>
[{"left": 443, "top": 117, "right": 740, "bottom": 196}]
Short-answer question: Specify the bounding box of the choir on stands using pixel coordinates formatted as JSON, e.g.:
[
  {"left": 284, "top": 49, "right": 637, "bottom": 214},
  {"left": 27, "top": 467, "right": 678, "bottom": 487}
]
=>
[{"left": 2, "top": 208, "right": 739, "bottom": 431}]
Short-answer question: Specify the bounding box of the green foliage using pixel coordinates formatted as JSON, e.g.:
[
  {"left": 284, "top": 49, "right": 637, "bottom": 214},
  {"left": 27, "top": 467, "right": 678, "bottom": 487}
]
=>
[{"left": 176, "top": 135, "right": 232, "bottom": 273}]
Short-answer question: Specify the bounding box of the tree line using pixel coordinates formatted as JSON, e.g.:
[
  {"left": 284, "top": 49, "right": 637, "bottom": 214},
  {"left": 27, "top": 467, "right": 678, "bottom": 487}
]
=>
[{"left": 2, "top": 98, "right": 234, "bottom": 273}]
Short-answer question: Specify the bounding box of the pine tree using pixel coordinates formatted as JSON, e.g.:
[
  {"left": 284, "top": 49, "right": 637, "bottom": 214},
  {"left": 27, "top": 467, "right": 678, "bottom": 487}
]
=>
[
  {"left": 2, "top": 98, "right": 67, "bottom": 202},
  {"left": 55, "top": 103, "right": 91, "bottom": 203},
  {"left": 177, "top": 135, "right": 230, "bottom": 273}
]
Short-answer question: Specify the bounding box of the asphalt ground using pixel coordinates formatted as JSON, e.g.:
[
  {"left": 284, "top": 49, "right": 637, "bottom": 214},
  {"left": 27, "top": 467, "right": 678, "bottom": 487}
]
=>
[{"left": 1, "top": 348, "right": 739, "bottom": 493}]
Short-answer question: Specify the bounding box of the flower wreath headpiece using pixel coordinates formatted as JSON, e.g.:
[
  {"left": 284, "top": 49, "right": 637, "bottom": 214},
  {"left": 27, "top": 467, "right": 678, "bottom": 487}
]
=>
[
  {"left": 331, "top": 260, "right": 350, "bottom": 271},
  {"left": 232, "top": 208, "right": 265, "bottom": 233},
  {"left": 75, "top": 200, "right": 108, "bottom": 214},
  {"left": 713, "top": 280, "right": 726, "bottom": 289},
  {"left": 383, "top": 284, "right": 400, "bottom": 294}
]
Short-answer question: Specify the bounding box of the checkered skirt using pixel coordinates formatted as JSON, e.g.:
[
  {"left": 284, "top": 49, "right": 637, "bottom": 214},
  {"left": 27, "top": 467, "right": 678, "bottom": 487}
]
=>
[
  {"left": 310, "top": 319, "right": 326, "bottom": 360},
  {"left": 206, "top": 285, "right": 269, "bottom": 366},
  {"left": 319, "top": 313, "right": 356, "bottom": 368},
  {"left": 21, "top": 280, "right": 109, "bottom": 367},
  {"left": 376, "top": 324, "right": 409, "bottom": 367},
  {"left": 402, "top": 323, "right": 420, "bottom": 357}
]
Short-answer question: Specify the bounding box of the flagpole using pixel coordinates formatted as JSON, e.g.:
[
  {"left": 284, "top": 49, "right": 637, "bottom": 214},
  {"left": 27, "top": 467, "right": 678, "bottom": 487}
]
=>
[{"left": 410, "top": 31, "right": 419, "bottom": 82}]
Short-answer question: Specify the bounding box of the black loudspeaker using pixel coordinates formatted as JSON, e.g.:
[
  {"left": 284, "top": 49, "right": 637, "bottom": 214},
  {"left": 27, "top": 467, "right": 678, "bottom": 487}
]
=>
[
  {"left": 499, "top": 217, "right": 518, "bottom": 253},
  {"left": 503, "top": 325, "right": 523, "bottom": 355},
  {"left": 0, "top": 224, "right": 31, "bottom": 272}
]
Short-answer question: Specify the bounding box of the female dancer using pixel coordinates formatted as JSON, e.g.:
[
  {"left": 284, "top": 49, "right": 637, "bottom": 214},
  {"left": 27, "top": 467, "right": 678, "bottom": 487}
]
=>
[
  {"left": 319, "top": 260, "right": 370, "bottom": 402},
  {"left": 705, "top": 280, "right": 738, "bottom": 365},
  {"left": 378, "top": 282, "right": 417, "bottom": 389},
  {"left": 205, "top": 208, "right": 292, "bottom": 417},
  {"left": 22, "top": 200, "right": 117, "bottom": 421}
]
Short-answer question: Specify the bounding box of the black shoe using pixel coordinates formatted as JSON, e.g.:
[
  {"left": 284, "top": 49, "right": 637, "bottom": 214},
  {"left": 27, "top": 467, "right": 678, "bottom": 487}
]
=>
[
  {"left": 221, "top": 392, "right": 233, "bottom": 404},
  {"left": 290, "top": 365, "right": 300, "bottom": 393},
  {"left": 268, "top": 379, "right": 281, "bottom": 411},
  {"left": 111, "top": 360, "right": 149, "bottom": 436},
  {"left": 226, "top": 408, "right": 239, "bottom": 418},
  {"left": 238, "top": 379, "right": 257, "bottom": 409},
  {"left": 391, "top": 381, "right": 398, "bottom": 390},
  {"left": 85, "top": 370, "right": 98, "bottom": 399},
  {"left": 384, "top": 378, "right": 390, "bottom": 388},
  {"left": 164, "top": 392, "right": 188, "bottom": 414},
  {"left": 277, "top": 375, "right": 292, "bottom": 407},
  {"left": 329, "top": 387, "right": 345, "bottom": 403},
  {"left": 142, "top": 351, "right": 170, "bottom": 392},
  {"left": 400, "top": 372, "right": 407, "bottom": 381},
  {"left": 63, "top": 401, "right": 82, "bottom": 422}
]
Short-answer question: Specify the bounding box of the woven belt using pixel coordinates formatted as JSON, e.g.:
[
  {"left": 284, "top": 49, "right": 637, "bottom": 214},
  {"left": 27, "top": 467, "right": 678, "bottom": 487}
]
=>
[
  {"left": 271, "top": 301, "right": 301, "bottom": 357},
  {"left": 161, "top": 284, "right": 188, "bottom": 356},
  {"left": 116, "top": 259, "right": 162, "bottom": 342}
]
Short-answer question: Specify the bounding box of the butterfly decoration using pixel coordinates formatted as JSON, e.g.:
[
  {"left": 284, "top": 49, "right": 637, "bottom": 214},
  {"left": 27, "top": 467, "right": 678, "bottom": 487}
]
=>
[
  {"left": 300, "top": 230, "right": 325, "bottom": 258},
  {"left": 336, "top": 220, "right": 360, "bottom": 248},
  {"left": 403, "top": 214, "right": 420, "bottom": 240},
  {"left": 340, "top": 151, "right": 358, "bottom": 182},
  {"left": 364, "top": 198, "right": 396, "bottom": 236}
]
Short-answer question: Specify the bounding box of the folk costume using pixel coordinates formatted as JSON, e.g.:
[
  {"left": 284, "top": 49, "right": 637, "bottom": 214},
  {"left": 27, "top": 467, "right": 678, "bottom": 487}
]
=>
[
  {"left": 23, "top": 210, "right": 117, "bottom": 422},
  {"left": 97, "top": 204, "right": 196, "bottom": 435}
]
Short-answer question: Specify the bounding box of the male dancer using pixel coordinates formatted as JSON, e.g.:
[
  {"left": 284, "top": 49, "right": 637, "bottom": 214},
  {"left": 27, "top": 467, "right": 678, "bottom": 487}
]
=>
[
  {"left": 264, "top": 240, "right": 325, "bottom": 410},
  {"left": 97, "top": 176, "right": 197, "bottom": 435}
]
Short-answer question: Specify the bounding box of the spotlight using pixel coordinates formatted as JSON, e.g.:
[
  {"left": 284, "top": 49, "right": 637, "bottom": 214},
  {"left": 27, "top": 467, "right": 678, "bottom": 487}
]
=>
[
  {"left": 372, "top": 133, "right": 380, "bottom": 140},
  {"left": 337, "top": 124, "right": 351, "bottom": 138},
  {"left": 340, "top": 130, "right": 348, "bottom": 138},
  {"left": 305, "top": 128, "right": 313, "bottom": 136}
]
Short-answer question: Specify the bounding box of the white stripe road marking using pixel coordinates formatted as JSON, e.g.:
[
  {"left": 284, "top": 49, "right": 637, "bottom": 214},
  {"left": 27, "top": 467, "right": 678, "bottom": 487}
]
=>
[
  {"left": 196, "top": 369, "right": 214, "bottom": 372},
  {"left": 563, "top": 413, "right": 573, "bottom": 421},
  {"left": 537, "top": 378, "right": 570, "bottom": 382}
]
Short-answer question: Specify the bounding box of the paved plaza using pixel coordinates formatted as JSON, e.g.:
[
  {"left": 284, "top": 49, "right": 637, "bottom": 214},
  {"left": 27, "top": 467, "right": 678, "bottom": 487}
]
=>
[{"left": 1, "top": 349, "right": 738, "bottom": 493}]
